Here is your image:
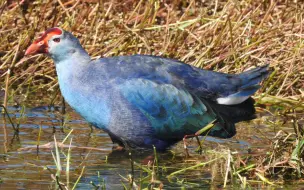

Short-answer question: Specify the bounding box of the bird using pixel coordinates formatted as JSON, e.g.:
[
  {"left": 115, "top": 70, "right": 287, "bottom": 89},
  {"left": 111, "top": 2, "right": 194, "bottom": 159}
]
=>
[{"left": 25, "top": 27, "right": 270, "bottom": 151}]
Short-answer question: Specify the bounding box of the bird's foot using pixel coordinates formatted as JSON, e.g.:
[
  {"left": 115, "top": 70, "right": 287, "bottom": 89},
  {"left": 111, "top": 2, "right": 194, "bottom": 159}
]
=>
[
  {"left": 112, "top": 145, "right": 125, "bottom": 151},
  {"left": 141, "top": 155, "right": 154, "bottom": 165}
]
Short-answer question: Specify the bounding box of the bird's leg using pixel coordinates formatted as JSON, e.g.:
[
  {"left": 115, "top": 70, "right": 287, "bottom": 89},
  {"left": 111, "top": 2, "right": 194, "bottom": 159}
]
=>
[
  {"left": 183, "top": 119, "right": 217, "bottom": 157},
  {"left": 108, "top": 132, "right": 126, "bottom": 151},
  {"left": 183, "top": 134, "right": 202, "bottom": 157},
  {"left": 112, "top": 145, "right": 125, "bottom": 151},
  {"left": 195, "top": 136, "right": 203, "bottom": 153},
  {"left": 183, "top": 135, "right": 190, "bottom": 157}
]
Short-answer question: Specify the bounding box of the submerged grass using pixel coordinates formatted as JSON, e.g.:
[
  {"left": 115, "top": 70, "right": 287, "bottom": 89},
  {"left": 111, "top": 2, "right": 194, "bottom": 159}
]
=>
[
  {"left": 48, "top": 134, "right": 88, "bottom": 190},
  {"left": 0, "top": 104, "right": 303, "bottom": 188}
]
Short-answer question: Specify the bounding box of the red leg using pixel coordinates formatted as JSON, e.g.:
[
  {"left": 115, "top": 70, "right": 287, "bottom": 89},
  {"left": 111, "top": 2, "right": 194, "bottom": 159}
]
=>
[
  {"left": 184, "top": 119, "right": 217, "bottom": 156},
  {"left": 183, "top": 134, "right": 201, "bottom": 157}
]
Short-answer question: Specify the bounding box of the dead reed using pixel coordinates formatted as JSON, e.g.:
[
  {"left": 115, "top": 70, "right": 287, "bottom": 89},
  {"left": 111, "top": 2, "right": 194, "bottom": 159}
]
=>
[{"left": 0, "top": 0, "right": 303, "bottom": 107}]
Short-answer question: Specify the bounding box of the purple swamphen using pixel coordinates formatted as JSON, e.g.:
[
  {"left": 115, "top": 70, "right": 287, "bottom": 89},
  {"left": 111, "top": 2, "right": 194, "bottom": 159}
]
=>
[{"left": 25, "top": 28, "right": 269, "bottom": 151}]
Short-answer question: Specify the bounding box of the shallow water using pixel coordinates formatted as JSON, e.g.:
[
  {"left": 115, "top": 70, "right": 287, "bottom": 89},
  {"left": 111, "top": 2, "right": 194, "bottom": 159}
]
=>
[{"left": 0, "top": 98, "right": 303, "bottom": 189}]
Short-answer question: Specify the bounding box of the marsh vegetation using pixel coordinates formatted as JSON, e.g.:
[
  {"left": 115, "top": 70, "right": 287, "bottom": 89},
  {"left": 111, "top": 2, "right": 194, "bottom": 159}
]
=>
[{"left": 0, "top": 0, "right": 303, "bottom": 189}]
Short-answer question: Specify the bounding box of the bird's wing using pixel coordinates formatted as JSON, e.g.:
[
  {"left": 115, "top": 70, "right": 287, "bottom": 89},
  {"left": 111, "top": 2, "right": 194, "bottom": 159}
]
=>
[
  {"left": 161, "top": 57, "right": 269, "bottom": 104},
  {"left": 117, "top": 78, "right": 235, "bottom": 139},
  {"left": 97, "top": 55, "right": 231, "bottom": 99},
  {"left": 98, "top": 55, "right": 269, "bottom": 105}
]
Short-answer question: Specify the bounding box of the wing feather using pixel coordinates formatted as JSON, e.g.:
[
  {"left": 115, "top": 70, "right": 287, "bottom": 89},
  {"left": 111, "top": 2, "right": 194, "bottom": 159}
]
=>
[{"left": 118, "top": 78, "right": 221, "bottom": 139}]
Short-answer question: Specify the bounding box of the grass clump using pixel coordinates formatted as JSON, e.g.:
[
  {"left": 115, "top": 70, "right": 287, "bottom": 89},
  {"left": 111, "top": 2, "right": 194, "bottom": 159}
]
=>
[{"left": 0, "top": 0, "right": 303, "bottom": 106}]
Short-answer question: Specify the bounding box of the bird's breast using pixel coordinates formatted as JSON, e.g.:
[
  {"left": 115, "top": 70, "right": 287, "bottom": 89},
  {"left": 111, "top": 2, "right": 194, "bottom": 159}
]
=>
[{"left": 56, "top": 64, "right": 112, "bottom": 129}]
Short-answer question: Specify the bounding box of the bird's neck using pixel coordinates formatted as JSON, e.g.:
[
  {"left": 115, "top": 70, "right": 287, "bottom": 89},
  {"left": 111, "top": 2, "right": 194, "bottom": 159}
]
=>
[
  {"left": 53, "top": 51, "right": 111, "bottom": 130},
  {"left": 54, "top": 49, "right": 91, "bottom": 78},
  {"left": 53, "top": 49, "right": 91, "bottom": 102},
  {"left": 53, "top": 47, "right": 91, "bottom": 64}
]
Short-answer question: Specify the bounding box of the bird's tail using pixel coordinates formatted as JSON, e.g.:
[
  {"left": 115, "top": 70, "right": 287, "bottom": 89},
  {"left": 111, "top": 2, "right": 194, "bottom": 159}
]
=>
[
  {"left": 216, "top": 65, "right": 270, "bottom": 105},
  {"left": 200, "top": 97, "right": 256, "bottom": 138},
  {"left": 238, "top": 64, "right": 270, "bottom": 89}
]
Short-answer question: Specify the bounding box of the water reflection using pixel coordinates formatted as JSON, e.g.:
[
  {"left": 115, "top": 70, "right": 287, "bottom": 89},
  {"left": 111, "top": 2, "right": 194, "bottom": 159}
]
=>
[{"left": 0, "top": 104, "right": 298, "bottom": 189}]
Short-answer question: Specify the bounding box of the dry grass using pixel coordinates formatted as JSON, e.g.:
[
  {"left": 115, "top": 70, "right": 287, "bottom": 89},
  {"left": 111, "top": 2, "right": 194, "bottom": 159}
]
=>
[
  {"left": 0, "top": 0, "right": 303, "bottom": 105},
  {"left": 0, "top": 1, "right": 304, "bottom": 188}
]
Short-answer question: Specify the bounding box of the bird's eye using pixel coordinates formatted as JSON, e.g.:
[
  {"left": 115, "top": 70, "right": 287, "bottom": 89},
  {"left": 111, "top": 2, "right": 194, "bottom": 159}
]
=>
[{"left": 53, "top": 38, "right": 60, "bottom": 43}]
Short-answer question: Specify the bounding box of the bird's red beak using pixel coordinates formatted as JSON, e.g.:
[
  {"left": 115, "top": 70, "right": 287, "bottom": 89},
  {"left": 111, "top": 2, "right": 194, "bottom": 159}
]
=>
[
  {"left": 25, "top": 40, "right": 48, "bottom": 55},
  {"left": 25, "top": 27, "right": 63, "bottom": 56}
]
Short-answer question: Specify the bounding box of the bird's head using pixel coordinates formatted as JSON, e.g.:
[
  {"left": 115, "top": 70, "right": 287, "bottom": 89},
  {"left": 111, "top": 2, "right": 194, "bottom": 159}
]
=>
[{"left": 25, "top": 27, "right": 88, "bottom": 62}]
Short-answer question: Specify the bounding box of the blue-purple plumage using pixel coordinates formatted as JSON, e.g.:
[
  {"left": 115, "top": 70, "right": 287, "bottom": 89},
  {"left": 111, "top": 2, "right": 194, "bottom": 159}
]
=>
[{"left": 26, "top": 28, "right": 270, "bottom": 150}]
